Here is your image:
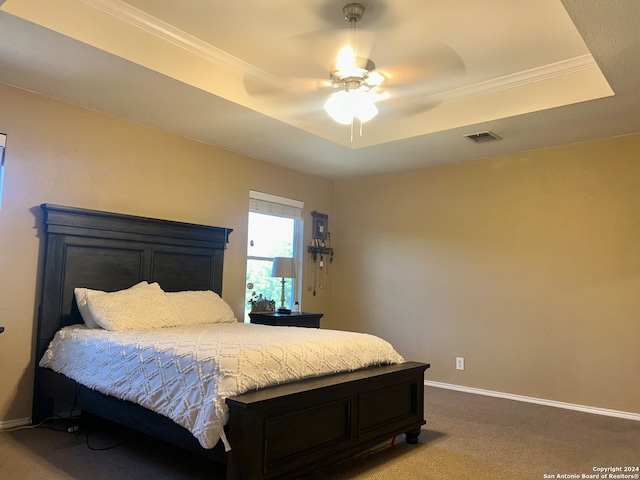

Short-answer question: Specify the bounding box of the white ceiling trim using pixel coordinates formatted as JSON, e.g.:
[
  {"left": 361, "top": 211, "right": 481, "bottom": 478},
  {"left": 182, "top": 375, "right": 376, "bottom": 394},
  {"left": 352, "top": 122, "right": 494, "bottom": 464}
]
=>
[
  {"left": 79, "top": 0, "right": 297, "bottom": 95},
  {"left": 424, "top": 54, "right": 606, "bottom": 103}
]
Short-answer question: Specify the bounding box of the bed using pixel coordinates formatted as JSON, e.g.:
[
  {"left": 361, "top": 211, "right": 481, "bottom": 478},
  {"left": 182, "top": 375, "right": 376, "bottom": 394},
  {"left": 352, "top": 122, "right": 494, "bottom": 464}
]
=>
[{"left": 32, "top": 203, "right": 430, "bottom": 479}]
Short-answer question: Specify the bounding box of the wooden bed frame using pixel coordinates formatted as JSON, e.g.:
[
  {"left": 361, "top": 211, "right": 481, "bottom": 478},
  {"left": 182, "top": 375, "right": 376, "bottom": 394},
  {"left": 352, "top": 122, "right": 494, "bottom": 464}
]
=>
[{"left": 32, "top": 204, "right": 430, "bottom": 480}]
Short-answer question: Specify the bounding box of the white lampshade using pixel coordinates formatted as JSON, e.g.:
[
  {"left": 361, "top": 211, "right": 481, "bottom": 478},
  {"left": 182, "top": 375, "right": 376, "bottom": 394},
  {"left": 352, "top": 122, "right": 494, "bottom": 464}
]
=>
[
  {"left": 324, "top": 90, "right": 379, "bottom": 125},
  {"left": 271, "top": 257, "right": 296, "bottom": 279}
]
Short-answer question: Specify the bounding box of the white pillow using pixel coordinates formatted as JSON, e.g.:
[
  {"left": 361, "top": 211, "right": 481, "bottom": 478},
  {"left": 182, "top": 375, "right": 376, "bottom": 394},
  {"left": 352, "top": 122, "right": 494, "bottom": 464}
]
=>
[
  {"left": 74, "top": 281, "right": 151, "bottom": 329},
  {"left": 165, "top": 290, "right": 237, "bottom": 325},
  {"left": 85, "top": 282, "right": 177, "bottom": 331}
]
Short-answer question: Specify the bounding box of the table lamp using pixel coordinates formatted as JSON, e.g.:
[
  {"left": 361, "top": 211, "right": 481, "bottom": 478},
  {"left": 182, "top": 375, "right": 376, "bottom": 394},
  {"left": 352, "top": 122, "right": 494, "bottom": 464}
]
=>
[{"left": 271, "top": 257, "right": 296, "bottom": 313}]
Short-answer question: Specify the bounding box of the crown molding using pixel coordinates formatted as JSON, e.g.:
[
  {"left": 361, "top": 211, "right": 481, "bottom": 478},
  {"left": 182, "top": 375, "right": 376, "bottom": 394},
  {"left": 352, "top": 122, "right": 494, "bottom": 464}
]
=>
[
  {"left": 80, "top": 0, "right": 600, "bottom": 106},
  {"left": 79, "top": 0, "right": 297, "bottom": 95},
  {"left": 427, "top": 54, "right": 600, "bottom": 103}
]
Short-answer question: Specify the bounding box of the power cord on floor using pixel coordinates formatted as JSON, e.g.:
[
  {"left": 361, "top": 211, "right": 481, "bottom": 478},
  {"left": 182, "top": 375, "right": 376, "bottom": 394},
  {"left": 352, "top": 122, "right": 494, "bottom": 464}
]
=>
[
  {"left": 4, "top": 414, "right": 128, "bottom": 451},
  {"left": 1, "top": 416, "right": 57, "bottom": 432},
  {"left": 85, "top": 432, "right": 129, "bottom": 451},
  {"left": 1, "top": 415, "right": 80, "bottom": 433},
  {"left": 5, "top": 381, "right": 86, "bottom": 434},
  {"left": 82, "top": 416, "right": 130, "bottom": 451}
]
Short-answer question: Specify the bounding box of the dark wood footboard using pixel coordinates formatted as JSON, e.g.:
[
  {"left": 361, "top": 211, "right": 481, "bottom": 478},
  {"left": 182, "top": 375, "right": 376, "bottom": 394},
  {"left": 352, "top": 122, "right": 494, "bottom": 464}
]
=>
[
  {"left": 35, "top": 361, "right": 428, "bottom": 479},
  {"left": 226, "top": 361, "right": 429, "bottom": 480}
]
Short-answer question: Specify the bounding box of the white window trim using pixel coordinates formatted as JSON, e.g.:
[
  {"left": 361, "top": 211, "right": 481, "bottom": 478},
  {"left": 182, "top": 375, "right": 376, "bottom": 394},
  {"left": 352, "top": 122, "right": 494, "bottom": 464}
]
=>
[{"left": 248, "top": 190, "right": 304, "bottom": 307}]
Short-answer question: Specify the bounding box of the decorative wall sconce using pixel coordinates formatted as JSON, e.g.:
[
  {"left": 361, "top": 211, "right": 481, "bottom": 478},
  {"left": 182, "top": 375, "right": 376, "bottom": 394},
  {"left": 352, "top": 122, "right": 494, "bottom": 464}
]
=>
[
  {"left": 311, "top": 211, "right": 328, "bottom": 243},
  {"left": 308, "top": 211, "right": 333, "bottom": 296}
]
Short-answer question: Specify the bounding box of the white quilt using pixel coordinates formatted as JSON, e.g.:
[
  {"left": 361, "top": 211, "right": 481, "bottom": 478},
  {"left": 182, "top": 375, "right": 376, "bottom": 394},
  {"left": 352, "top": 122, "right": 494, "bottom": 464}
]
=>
[{"left": 39, "top": 323, "right": 404, "bottom": 450}]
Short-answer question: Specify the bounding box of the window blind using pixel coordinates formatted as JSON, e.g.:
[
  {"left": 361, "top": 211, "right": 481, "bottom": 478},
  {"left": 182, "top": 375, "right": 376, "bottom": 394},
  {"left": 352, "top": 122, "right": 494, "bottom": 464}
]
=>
[{"left": 249, "top": 190, "right": 303, "bottom": 219}]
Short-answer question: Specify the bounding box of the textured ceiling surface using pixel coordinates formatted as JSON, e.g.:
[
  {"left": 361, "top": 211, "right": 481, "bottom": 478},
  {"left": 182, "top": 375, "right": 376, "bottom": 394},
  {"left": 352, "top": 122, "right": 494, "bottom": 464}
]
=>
[{"left": 0, "top": 0, "right": 639, "bottom": 178}]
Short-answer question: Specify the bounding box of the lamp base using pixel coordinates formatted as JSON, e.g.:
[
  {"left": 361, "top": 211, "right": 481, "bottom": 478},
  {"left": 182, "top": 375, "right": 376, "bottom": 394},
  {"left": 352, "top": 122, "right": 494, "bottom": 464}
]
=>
[{"left": 277, "top": 308, "right": 292, "bottom": 314}]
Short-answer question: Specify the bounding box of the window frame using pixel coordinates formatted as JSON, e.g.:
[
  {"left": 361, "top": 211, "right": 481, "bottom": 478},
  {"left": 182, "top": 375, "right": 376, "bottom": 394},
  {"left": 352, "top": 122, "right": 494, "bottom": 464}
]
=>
[{"left": 246, "top": 190, "right": 304, "bottom": 318}]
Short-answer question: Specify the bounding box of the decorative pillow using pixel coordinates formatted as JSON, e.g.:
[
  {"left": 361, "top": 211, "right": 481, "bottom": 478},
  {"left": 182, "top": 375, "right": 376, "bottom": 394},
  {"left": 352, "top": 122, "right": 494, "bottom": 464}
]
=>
[
  {"left": 165, "top": 290, "right": 237, "bottom": 325},
  {"left": 85, "top": 282, "right": 177, "bottom": 331},
  {"left": 74, "top": 281, "right": 151, "bottom": 329}
]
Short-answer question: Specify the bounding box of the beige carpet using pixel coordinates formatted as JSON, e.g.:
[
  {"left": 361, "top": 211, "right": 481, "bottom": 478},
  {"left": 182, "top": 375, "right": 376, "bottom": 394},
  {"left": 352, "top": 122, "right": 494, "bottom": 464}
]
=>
[{"left": 1, "top": 387, "right": 638, "bottom": 479}]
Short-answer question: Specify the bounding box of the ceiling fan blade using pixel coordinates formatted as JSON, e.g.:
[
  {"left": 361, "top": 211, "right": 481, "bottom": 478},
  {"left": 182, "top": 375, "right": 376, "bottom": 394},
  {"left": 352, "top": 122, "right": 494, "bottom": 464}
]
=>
[
  {"left": 379, "top": 91, "right": 443, "bottom": 117},
  {"left": 376, "top": 42, "right": 466, "bottom": 93},
  {"left": 243, "top": 74, "right": 332, "bottom": 99},
  {"left": 371, "top": 43, "right": 466, "bottom": 117},
  {"left": 242, "top": 75, "right": 285, "bottom": 98},
  {"left": 288, "top": 77, "right": 335, "bottom": 94},
  {"left": 286, "top": 27, "right": 377, "bottom": 74}
]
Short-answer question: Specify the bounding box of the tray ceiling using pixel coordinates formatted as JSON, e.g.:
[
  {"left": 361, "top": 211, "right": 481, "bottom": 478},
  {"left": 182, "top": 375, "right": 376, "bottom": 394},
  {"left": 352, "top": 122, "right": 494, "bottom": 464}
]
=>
[{"left": 0, "top": 0, "right": 638, "bottom": 177}]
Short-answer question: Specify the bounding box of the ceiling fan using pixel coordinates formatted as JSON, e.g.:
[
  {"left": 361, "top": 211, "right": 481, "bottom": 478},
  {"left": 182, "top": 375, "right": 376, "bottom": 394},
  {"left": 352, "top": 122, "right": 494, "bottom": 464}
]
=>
[
  {"left": 243, "top": 2, "right": 466, "bottom": 136},
  {"left": 322, "top": 3, "right": 388, "bottom": 127}
]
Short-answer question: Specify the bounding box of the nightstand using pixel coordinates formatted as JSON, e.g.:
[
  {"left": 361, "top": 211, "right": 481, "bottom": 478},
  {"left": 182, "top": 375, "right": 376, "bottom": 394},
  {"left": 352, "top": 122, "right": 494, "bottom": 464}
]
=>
[{"left": 249, "top": 312, "right": 323, "bottom": 328}]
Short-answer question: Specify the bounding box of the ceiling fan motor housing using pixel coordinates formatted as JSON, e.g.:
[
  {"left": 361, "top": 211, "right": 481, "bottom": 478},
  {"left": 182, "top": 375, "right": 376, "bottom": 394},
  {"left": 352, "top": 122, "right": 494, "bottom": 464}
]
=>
[
  {"left": 343, "top": 3, "right": 365, "bottom": 23},
  {"left": 331, "top": 4, "right": 379, "bottom": 92},
  {"left": 330, "top": 57, "right": 377, "bottom": 90}
]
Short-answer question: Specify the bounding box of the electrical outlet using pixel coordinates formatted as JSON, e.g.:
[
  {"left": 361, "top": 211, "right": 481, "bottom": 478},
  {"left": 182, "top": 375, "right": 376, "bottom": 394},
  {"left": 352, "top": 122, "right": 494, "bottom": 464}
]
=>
[{"left": 456, "top": 357, "right": 465, "bottom": 371}]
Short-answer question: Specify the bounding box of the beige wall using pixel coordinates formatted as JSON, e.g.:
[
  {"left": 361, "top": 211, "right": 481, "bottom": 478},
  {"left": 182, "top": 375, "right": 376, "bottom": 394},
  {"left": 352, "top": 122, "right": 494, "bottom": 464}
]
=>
[
  {"left": 1, "top": 80, "right": 638, "bottom": 423},
  {"left": 0, "top": 83, "right": 334, "bottom": 421},
  {"left": 333, "top": 134, "right": 640, "bottom": 414}
]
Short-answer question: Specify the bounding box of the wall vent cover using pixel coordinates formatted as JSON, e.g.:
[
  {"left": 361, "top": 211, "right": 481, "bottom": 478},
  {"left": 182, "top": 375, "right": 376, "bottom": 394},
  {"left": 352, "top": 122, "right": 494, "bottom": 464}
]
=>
[{"left": 464, "top": 131, "right": 502, "bottom": 144}]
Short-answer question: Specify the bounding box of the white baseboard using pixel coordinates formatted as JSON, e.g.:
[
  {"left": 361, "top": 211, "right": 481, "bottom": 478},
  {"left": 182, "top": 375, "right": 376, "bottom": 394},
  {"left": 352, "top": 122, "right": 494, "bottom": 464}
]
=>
[
  {"left": 0, "top": 417, "right": 31, "bottom": 430},
  {"left": 425, "top": 381, "right": 640, "bottom": 422}
]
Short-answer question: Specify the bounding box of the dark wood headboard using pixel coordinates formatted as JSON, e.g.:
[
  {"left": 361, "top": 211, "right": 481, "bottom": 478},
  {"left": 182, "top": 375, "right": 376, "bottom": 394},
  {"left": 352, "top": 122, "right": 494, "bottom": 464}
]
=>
[
  {"left": 32, "top": 205, "right": 430, "bottom": 480},
  {"left": 35, "top": 204, "right": 232, "bottom": 362}
]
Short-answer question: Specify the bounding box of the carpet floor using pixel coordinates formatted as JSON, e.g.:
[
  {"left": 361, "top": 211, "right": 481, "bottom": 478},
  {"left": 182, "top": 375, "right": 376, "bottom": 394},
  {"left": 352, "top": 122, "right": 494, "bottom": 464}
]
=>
[{"left": 1, "top": 387, "right": 638, "bottom": 479}]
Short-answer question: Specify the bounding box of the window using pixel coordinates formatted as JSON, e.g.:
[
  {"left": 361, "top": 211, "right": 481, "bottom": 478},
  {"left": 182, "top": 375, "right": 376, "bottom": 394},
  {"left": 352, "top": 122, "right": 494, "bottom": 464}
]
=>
[{"left": 245, "top": 191, "right": 303, "bottom": 320}]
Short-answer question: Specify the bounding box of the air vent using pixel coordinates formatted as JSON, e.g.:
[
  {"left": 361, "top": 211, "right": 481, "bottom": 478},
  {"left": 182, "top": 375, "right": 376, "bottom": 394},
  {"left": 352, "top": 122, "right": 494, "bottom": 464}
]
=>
[{"left": 464, "top": 131, "right": 502, "bottom": 144}]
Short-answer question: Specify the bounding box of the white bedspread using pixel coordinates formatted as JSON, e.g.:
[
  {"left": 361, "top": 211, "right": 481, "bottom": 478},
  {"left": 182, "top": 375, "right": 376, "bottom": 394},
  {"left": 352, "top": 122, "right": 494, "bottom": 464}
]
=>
[{"left": 39, "top": 323, "right": 404, "bottom": 450}]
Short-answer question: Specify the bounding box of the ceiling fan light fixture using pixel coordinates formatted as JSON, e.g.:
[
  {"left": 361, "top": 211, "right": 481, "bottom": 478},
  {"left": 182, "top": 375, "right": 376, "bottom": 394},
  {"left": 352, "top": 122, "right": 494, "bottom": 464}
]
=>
[
  {"left": 366, "top": 71, "right": 385, "bottom": 86},
  {"left": 324, "top": 89, "right": 379, "bottom": 125},
  {"left": 336, "top": 46, "right": 356, "bottom": 71},
  {"left": 324, "top": 3, "right": 383, "bottom": 131}
]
